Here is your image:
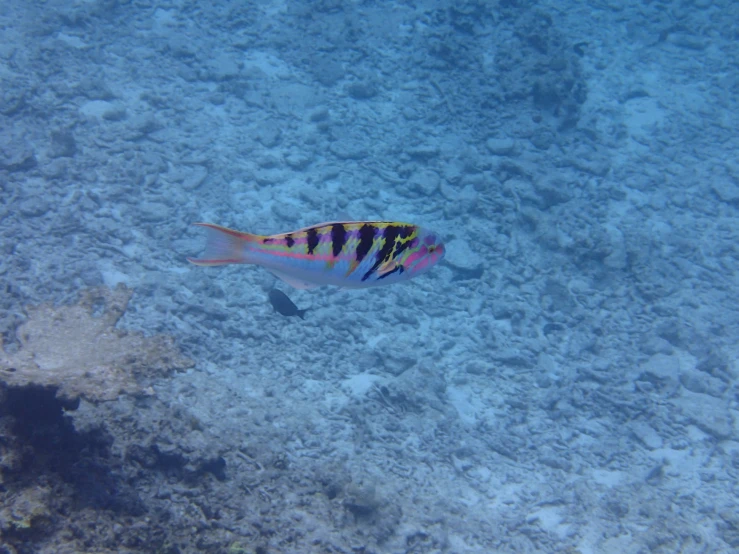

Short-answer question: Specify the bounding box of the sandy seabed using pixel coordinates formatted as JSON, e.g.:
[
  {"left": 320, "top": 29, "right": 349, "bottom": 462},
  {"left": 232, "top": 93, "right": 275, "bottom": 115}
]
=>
[{"left": 1, "top": 1, "right": 738, "bottom": 552}]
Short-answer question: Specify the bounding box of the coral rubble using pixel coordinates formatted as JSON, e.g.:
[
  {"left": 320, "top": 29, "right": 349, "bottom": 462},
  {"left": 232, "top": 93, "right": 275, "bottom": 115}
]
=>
[{"left": 0, "top": 284, "right": 193, "bottom": 403}]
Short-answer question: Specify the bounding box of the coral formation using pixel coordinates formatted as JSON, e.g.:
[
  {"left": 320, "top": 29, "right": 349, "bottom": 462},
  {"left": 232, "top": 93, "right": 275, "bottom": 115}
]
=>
[
  {"left": 0, "top": 485, "right": 52, "bottom": 534},
  {"left": 0, "top": 284, "right": 193, "bottom": 403},
  {"left": 0, "top": 285, "right": 195, "bottom": 552}
]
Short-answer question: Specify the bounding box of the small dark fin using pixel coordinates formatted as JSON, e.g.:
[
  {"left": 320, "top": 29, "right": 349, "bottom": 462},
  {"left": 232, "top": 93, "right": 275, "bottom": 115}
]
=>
[
  {"left": 187, "top": 222, "right": 257, "bottom": 266},
  {"left": 297, "top": 309, "right": 308, "bottom": 320}
]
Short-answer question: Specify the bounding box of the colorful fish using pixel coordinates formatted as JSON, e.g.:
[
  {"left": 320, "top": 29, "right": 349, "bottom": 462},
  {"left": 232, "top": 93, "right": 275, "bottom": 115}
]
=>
[{"left": 187, "top": 221, "right": 445, "bottom": 289}]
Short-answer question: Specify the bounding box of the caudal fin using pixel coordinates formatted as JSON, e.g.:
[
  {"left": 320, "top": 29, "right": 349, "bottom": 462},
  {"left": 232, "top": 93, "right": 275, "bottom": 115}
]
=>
[{"left": 187, "top": 223, "right": 257, "bottom": 266}]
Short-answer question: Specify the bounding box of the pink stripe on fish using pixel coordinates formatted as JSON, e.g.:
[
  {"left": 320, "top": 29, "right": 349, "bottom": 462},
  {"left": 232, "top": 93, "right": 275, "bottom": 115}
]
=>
[
  {"left": 403, "top": 248, "right": 427, "bottom": 268},
  {"left": 262, "top": 249, "right": 337, "bottom": 262}
]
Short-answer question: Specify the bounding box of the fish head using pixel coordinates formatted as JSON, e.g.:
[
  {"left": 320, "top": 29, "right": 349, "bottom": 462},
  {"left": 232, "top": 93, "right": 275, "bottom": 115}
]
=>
[{"left": 397, "top": 228, "right": 445, "bottom": 279}]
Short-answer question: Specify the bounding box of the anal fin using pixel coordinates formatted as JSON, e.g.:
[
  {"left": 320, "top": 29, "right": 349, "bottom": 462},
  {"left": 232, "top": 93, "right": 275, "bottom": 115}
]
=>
[{"left": 269, "top": 269, "right": 320, "bottom": 290}]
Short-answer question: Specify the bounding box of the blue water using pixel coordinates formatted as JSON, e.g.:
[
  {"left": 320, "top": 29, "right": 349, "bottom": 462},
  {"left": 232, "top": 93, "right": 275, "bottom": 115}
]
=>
[{"left": 1, "top": 1, "right": 737, "bottom": 552}]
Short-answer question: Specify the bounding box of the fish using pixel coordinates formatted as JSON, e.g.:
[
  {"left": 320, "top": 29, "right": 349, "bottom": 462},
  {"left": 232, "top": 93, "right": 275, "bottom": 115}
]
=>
[
  {"left": 268, "top": 289, "right": 307, "bottom": 319},
  {"left": 187, "top": 220, "right": 445, "bottom": 289}
]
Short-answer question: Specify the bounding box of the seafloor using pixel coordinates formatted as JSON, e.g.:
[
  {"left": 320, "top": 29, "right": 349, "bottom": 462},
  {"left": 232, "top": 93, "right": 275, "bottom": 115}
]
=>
[{"left": 1, "top": 0, "right": 738, "bottom": 553}]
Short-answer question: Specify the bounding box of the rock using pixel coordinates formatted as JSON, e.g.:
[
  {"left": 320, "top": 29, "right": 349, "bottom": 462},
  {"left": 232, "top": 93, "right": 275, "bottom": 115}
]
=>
[
  {"left": 567, "top": 146, "right": 610, "bottom": 176},
  {"left": 79, "top": 100, "right": 122, "bottom": 120},
  {"left": 130, "top": 113, "right": 162, "bottom": 136},
  {"left": 138, "top": 201, "right": 169, "bottom": 222},
  {"left": 0, "top": 484, "right": 52, "bottom": 533},
  {"left": 50, "top": 129, "right": 77, "bottom": 158},
  {"left": 530, "top": 129, "right": 555, "bottom": 150},
  {"left": 640, "top": 353, "right": 680, "bottom": 383},
  {"left": 406, "top": 170, "right": 440, "bottom": 196},
  {"left": 309, "top": 107, "right": 330, "bottom": 122},
  {"left": 256, "top": 122, "right": 282, "bottom": 148},
  {"left": 0, "top": 133, "right": 36, "bottom": 171},
  {"left": 17, "top": 197, "right": 50, "bottom": 218},
  {"left": 712, "top": 179, "right": 739, "bottom": 205},
  {"left": 0, "top": 79, "right": 27, "bottom": 116},
  {"left": 182, "top": 165, "right": 208, "bottom": 191},
  {"left": 207, "top": 53, "right": 240, "bottom": 81},
  {"left": 675, "top": 391, "right": 734, "bottom": 440},
  {"left": 346, "top": 81, "right": 378, "bottom": 100},
  {"left": 533, "top": 177, "right": 571, "bottom": 208},
  {"left": 666, "top": 33, "right": 707, "bottom": 51},
  {"left": 329, "top": 139, "right": 367, "bottom": 160},
  {"left": 629, "top": 421, "right": 663, "bottom": 450},
  {"left": 492, "top": 348, "right": 534, "bottom": 368},
  {"left": 16, "top": 178, "right": 50, "bottom": 217},
  {"left": 313, "top": 58, "right": 344, "bottom": 87},
  {"left": 486, "top": 137, "right": 517, "bottom": 156},
  {"left": 405, "top": 144, "right": 439, "bottom": 160},
  {"left": 284, "top": 151, "right": 313, "bottom": 170},
  {"left": 679, "top": 367, "right": 726, "bottom": 398},
  {"left": 603, "top": 224, "right": 627, "bottom": 270},
  {"left": 444, "top": 238, "right": 481, "bottom": 273}
]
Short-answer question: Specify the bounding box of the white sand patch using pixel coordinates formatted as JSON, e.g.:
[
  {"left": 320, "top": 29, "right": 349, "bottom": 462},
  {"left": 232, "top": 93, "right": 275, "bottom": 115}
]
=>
[
  {"left": 624, "top": 96, "right": 664, "bottom": 137},
  {"left": 528, "top": 505, "right": 571, "bottom": 539},
  {"left": 300, "top": 378, "right": 325, "bottom": 398},
  {"left": 342, "top": 372, "right": 382, "bottom": 399},
  {"left": 242, "top": 51, "right": 292, "bottom": 79},
  {"left": 100, "top": 265, "right": 131, "bottom": 288},
  {"left": 56, "top": 32, "right": 88, "bottom": 49},
  {"left": 153, "top": 8, "right": 178, "bottom": 30},
  {"left": 79, "top": 100, "right": 118, "bottom": 119},
  {"left": 446, "top": 385, "right": 480, "bottom": 426},
  {"left": 590, "top": 469, "right": 625, "bottom": 488}
]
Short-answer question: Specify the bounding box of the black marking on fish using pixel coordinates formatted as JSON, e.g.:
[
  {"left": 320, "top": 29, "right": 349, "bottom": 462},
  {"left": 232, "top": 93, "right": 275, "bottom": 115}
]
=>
[
  {"left": 263, "top": 238, "right": 273, "bottom": 244},
  {"left": 285, "top": 234, "right": 295, "bottom": 248},
  {"left": 306, "top": 227, "right": 319, "bottom": 256},
  {"left": 377, "top": 265, "right": 404, "bottom": 280},
  {"left": 362, "top": 225, "right": 400, "bottom": 281},
  {"left": 398, "top": 224, "right": 415, "bottom": 239},
  {"left": 268, "top": 289, "right": 307, "bottom": 319},
  {"left": 330, "top": 224, "right": 347, "bottom": 258},
  {"left": 391, "top": 226, "right": 419, "bottom": 263},
  {"left": 356, "top": 224, "right": 377, "bottom": 263},
  {"left": 378, "top": 225, "right": 400, "bottom": 263}
]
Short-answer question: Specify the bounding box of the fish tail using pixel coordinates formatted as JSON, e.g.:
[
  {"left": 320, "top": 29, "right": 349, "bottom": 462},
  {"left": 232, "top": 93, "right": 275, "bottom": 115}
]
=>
[
  {"left": 187, "top": 223, "right": 259, "bottom": 266},
  {"left": 297, "top": 309, "right": 308, "bottom": 320}
]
